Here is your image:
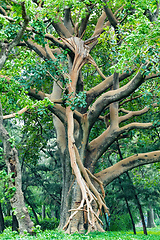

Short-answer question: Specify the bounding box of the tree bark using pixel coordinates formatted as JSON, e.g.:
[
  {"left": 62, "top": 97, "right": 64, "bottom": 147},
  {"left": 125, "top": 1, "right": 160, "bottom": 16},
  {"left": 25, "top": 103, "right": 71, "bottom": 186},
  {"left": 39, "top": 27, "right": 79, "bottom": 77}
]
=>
[
  {"left": 24, "top": 196, "right": 39, "bottom": 225},
  {"left": 0, "top": 202, "right": 4, "bottom": 233},
  {"left": 147, "top": 205, "right": 156, "bottom": 228},
  {"left": 0, "top": 101, "right": 34, "bottom": 234}
]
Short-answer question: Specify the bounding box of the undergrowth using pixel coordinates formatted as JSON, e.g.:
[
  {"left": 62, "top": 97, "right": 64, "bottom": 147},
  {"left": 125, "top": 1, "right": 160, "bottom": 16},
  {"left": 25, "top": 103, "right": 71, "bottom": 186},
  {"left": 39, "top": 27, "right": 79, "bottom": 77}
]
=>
[{"left": 0, "top": 226, "right": 160, "bottom": 239}]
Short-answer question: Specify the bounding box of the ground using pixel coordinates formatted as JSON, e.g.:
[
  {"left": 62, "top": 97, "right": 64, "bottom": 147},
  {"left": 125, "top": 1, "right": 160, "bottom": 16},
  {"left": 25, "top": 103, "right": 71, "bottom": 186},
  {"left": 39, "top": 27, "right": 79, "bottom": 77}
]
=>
[{"left": 1, "top": 226, "right": 160, "bottom": 239}]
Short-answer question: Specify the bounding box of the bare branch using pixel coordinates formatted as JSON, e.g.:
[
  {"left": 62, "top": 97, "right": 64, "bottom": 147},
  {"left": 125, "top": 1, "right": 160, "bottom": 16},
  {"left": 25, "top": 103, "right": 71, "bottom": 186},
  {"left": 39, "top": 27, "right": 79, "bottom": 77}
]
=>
[
  {"left": 52, "top": 16, "right": 72, "bottom": 38},
  {"left": 103, "top": 2, "right": 118, "bottom": 28},
  {"left": 87, "top": 122, "right": 153, "bottom": 172},
  {"left": 88, "top": 63, "right": 150, "bottom": 128},
  {"left": 86, "top": 69, "right": 135, "bottom": 108},
  {"left": 45, "top": 34, "right": 66, "bottom": 49},
  {"left": 25, "top": 39, "right": 47, "bottom": 59},
  {"left": 3, "top": 106, "right": 28, "bottom": 120},
  {"left": 79, "top": 13, "right": 90, "bottom": 38},
  {"left": 64, "top": 7, "right": 74, "bottom": 35},
  {"left": 0, "top": 6, "right": 7, "bottom": 16},
  {"left": 118, "top": 106, "right": 150, "bottom": 124}
]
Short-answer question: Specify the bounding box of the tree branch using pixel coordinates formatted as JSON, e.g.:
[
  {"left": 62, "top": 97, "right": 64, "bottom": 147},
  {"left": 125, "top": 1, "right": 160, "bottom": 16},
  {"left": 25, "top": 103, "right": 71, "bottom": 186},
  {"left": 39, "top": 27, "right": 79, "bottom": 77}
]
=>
[
  {"left": 52, "top": 16, "right": 72, "bottom": 38},
  {"left": 25, "top": 39, "right": 47, "bottom": 59},
  {"left": 64, "top": 7, "right": 74, "bottom": 35},
  {"left": 86, "top": 122, "right": 153, "bottom": 172},
  {"left": 88, "top": 63, "right": 150, "bottom": 129},
  {"left": 95, "top": 151, "right": 160, "bottom": 186},
  {"left": 79, "top": 13, "right": 90, "bottom": 38},
  {"left": 118, "top": 106, "right": 150, "bottom": 124},
  {"left": 86, "top": 70, "right": 135, "bottom": 108},
  {"left": 44, "top": 33, "right": 65, "bottom": 49},
  {"left": 8, "top": 1, "right": 29, "bottom": 51},
  {"left": 103, "top": 1, "right": 118, "bottom": 29}
]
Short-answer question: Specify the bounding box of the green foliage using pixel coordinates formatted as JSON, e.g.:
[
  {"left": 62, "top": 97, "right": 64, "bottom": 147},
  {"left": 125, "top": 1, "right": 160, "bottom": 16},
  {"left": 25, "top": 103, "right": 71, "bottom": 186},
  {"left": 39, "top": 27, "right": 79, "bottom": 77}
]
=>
[
  {"left": 109, "top": 213, "right": 137, "bottom": 231},
  {"left": 4, "top": 216, "right": 12, "bottom": 228},
  {"left": 37, "top": 217, "right": 59, "bottom": 231},
  {"left": 0, "top": 170, "right": 16, "bottom": 201},
  {"left": 63, "top": 91, "right": 87, "bottom": 110},
  {"left": 1, "top": 227, "right": 160, "bottom": 239}
]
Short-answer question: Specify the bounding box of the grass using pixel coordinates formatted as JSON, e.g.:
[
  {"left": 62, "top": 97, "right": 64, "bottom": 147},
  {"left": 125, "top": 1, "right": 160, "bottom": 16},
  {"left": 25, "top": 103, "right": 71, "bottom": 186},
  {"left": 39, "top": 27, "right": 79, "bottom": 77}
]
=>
[{"left": 0, "top": 226, "right": 160, "bottom": 239}]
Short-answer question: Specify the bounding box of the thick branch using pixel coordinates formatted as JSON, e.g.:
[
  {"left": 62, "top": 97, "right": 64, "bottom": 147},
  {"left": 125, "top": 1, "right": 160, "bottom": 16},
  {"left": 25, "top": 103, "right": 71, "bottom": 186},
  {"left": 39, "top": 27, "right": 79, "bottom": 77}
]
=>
[
  {"left": 64, "top": 7, "right": 74, "bottom": 35},
  {"left": 88, "top": 63, "right": 149, "bottom": 129},
  {"left": 25, "top": 39, "right": 47, "bottom": 59},
  {"left": 86, "top": 70, "right": 135, "bottom": 108},
  {"left": 45, "top": 34, "right": 65, "bottom": 49},
  {"left": 118, "top": 106, "right": 150, "bottom": 124},
  {"left": 110, "top": 72, "right": 119, "bottom": 130},
  {"left": 95, "top": 151, "right": 160, "bottom": 186},
  {"left": 103, "top": 2, "right": 118, "bottom": 28},
  {"left": 87, "top": 122, "right": 153, "bottom": 171},
  {"left": 79, "top": 13, "right": 90, "bottom": 38},
  {"left": 52, "top": 17, "right": 72, "bottom": 38}
]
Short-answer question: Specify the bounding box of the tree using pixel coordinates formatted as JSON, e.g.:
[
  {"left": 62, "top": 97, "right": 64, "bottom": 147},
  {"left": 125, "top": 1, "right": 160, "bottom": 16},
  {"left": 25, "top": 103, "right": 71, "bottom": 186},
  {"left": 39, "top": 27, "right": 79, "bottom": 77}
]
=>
[
  {"left": 0, "top": 0, "right": 160, "bottom": 234},
  {"left": 0, "top": 0, "right": 34, "bottom": 234}
]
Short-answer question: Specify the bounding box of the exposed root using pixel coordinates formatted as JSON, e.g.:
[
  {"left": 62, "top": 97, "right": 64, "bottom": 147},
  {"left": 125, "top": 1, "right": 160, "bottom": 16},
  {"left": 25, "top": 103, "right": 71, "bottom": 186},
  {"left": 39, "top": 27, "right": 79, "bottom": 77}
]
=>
[{"left": 63, "top": 36, "right": 109, "bottom": 233}]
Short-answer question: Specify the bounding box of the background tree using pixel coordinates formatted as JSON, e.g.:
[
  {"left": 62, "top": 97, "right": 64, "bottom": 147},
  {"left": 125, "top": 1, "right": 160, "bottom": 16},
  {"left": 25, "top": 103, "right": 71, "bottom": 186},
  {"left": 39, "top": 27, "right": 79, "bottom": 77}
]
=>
[{"left": 0, "top": 0, "right": 160, "bottom": 234}]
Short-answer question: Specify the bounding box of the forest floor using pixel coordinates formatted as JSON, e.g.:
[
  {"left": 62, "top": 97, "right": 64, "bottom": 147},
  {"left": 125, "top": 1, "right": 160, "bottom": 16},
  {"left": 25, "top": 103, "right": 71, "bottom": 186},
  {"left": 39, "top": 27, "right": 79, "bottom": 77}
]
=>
[{"left": 0, "top": 226, "right": 160, "bottom": 239}]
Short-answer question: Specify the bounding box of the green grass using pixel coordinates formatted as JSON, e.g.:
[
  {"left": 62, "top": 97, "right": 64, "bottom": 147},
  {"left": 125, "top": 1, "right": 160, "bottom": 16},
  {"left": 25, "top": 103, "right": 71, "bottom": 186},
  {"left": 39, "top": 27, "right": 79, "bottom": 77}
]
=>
[{"left": 0, "top": 226, "right": 160, "bottom": 239}]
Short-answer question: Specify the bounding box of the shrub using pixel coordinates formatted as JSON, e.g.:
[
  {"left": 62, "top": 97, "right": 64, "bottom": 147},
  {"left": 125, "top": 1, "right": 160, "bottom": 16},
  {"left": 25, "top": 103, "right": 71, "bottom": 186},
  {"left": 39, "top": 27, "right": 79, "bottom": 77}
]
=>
[
  {"left": 38, "top": 217, "right": 59, "bottom": 231},
  {"left": 4, "top": 216, "right": 12, "bottom": 228},
  {"left": 155, "top": 218, "right": 160, "bottom": 226},
  {"left": 109, "top": 213, "right": 137, "bottom": 231}
]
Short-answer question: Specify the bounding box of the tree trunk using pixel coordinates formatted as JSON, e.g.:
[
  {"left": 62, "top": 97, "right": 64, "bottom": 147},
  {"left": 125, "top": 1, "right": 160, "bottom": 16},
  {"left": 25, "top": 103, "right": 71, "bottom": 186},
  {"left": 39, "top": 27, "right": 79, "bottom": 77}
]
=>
[
  {"left": 58, "top": 151, "right": 72, "bottom": 229},
  {"left": 12, "top": 213, "right": 19, "bottom": 232},
  {"left": 126, "top": 172, "right": 147, "bottom": 235},
  {"left": 24, "top": 196, "right": 39, "bottom": 225},
  {"left": 0, "top": 101, "right": 34, "bottom": 234},
  {"left": 42, "top": 205, "right": 46, "bottom": 220},
  {"left": 147, "top": 205, "right": 156, "bottom": 228},
  {"left": 0, "top": 202, "right": 4, "bottom": 233},
  {"left": 116, "top": 141, "right": 147, "bottom": 235},
  {"left": 108, "top": 156, "right": 136, "bottom": 234}
]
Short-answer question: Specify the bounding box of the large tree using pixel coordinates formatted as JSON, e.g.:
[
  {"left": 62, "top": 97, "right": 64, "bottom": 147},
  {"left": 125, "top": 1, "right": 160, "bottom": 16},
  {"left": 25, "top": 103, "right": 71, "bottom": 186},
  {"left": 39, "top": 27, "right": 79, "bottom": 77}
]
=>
[{"left": 0, "top": 0, "right": 160, "bottom": 234}]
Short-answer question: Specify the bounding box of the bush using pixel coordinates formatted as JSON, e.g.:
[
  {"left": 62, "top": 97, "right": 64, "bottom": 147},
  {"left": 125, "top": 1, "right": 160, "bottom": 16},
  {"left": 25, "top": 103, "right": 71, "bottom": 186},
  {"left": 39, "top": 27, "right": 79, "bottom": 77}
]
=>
[
  {"left": 4, "top": 216, "right": 12, "bottom": 228},
  {"left": 109, "top": 213, "right": 137, "bottom": 231},
  {"left": 155, "top": 218, "right": 160, "bottom": 226},
  {"left": 38, "top": 217, "right": 59, "bottom": 231}
]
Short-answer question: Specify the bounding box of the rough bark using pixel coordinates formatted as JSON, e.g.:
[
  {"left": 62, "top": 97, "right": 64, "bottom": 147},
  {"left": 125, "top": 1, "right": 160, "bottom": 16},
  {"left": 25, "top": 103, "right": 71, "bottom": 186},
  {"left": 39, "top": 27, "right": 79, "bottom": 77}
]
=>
[
  {"left": 24, "top": 196, "right": 39, "bottom": 225},
  {"left": 0, "top": 101, "right": 34, "bottom": 234}
]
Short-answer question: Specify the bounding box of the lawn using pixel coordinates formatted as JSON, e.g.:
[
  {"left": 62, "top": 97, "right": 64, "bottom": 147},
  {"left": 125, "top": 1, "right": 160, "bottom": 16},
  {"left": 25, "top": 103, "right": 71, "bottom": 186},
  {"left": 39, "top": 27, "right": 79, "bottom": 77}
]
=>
[{"left": 0, "top": 226, "right": 160, "bottom": 239}]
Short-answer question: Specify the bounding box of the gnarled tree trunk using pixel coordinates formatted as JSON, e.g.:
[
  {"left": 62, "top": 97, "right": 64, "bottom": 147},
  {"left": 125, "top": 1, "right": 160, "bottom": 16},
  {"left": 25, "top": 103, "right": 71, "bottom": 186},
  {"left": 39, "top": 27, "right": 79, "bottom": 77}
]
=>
[{"left": 0, "top": 101, "right": 34, "bottom": 234}]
